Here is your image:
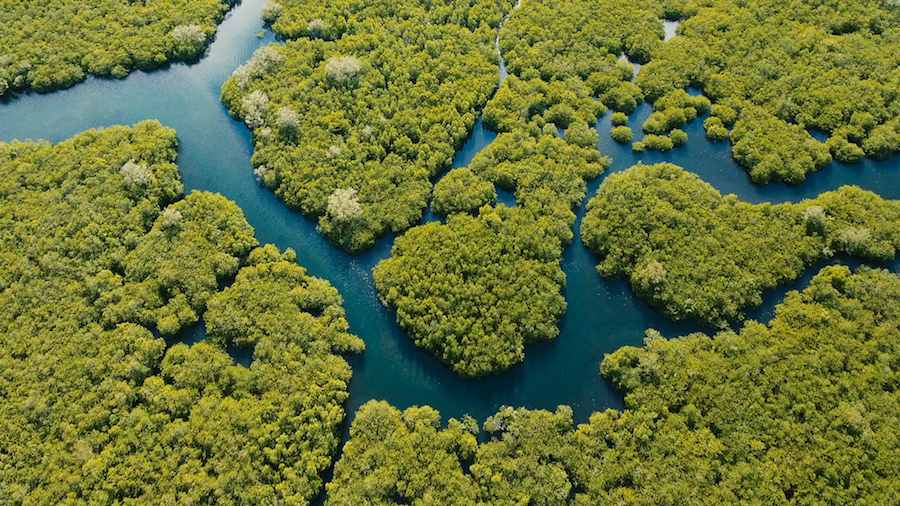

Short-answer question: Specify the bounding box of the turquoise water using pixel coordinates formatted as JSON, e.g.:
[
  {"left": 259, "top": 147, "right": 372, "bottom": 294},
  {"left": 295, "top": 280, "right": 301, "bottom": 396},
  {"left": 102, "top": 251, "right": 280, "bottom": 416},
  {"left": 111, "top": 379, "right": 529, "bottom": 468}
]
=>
[{"left": 2, "top": 0, "right": 899, "bottom": 449}]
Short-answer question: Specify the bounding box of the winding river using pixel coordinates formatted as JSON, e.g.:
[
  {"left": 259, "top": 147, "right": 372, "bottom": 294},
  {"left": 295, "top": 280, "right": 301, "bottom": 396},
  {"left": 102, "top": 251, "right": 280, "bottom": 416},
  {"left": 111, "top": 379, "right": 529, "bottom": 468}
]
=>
[{"left": 2, "top": 0, "right": 899, "bottom": 466}]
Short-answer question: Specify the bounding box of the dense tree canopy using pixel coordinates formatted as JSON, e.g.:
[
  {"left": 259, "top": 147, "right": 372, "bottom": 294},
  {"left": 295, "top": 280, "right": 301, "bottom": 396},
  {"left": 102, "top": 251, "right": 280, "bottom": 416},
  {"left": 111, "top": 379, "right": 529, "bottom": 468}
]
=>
[
  {"left": 0, "top": 0, "right": 234, "bottom": 95},
  {"left": 0, "top": 123, "right": 362, "bottom": 505},
  {"left": 635, "top": 0, "right": 900, "bottom": 181},
  {"left": 327, "top": 400, "right": 576, "bottom": 506},
  {"left": 222, "top": 0, "right": 516, "bottom": 251},
  {"left": 330, "top": 265, "right": 900, "bottom": 504},
  {"left": 374, "top": 205, "right": 568, "bottom": 377},
  {"left": 581, "top": 163, "right": 900, "bottom": 326}
]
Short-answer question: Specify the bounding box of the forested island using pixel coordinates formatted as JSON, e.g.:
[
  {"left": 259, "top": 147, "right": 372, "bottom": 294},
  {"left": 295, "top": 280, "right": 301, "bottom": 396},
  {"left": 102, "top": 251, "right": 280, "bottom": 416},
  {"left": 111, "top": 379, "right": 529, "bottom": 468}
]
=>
[
  {"left": 0, "top": 0, "right": 235, "bottom": 95},
  {"left": 0, "top": 123, "right": 363, "bottom": 503}
]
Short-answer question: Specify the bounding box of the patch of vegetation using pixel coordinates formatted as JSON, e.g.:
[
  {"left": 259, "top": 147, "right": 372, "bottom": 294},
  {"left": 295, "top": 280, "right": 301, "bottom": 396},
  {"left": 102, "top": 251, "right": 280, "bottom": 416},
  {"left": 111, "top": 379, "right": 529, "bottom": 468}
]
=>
[
  {"left": 0, "top": 0, "right": 234, "bottom": 95},
  {"left": 611, "top": 125, "right": 633, "bottom": 144},
  {"left": 374, "top": 206, "right": 568, "bottom": 377},
  {"left": 581, "top": 163, "right": 900, "bottom": 325}
]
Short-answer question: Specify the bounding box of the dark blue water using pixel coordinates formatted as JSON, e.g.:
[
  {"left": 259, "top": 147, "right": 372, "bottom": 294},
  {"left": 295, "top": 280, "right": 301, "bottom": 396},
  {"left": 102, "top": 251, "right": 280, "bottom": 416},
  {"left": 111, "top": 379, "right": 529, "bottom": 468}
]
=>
[{"left": 1, "top": 0, "right": 899, "bottom": 442}]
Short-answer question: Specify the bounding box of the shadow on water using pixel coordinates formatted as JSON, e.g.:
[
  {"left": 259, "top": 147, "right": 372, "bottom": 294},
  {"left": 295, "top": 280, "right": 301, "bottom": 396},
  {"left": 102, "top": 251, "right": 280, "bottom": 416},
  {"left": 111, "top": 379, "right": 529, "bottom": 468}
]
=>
[{"left": 3, "top": 4, "right": 900, "bottom": 503}]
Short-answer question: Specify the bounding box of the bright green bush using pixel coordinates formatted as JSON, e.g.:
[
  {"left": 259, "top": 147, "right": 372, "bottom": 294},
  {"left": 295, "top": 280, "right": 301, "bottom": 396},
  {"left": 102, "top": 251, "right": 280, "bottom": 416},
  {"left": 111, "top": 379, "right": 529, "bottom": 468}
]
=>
[
  {"left": 611, "top": 126, "right": 633, "bottom": 144},
  {"left": 374, "top": 206, "right": 568, "bottom": 377},
  {"left": 642, "top": 134, "right": 674, "bottom": 151},
  {"left": 432, "top": 168, "right": 497, "bottom": 217},
  {"left": 730, "top": 107, "right": 832, "bottom": 184},
  {"left": 704, "top": 116, "right": 730, "bottom": 141},
  {"left": 827, "top": 135, "right": 866, "bottom": 164},
  {"left": 669, "top": 128, "right": 688, "bottom": 146}
]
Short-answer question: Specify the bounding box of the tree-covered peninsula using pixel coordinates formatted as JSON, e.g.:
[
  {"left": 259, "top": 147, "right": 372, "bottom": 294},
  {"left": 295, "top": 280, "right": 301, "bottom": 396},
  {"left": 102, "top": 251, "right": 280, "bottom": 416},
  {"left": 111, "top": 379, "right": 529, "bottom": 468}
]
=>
[
  {"left": 635, "top": 0, "right": 900, "bottom": 182},
  {"left": 0, "top": 122, "right": 363, "bottom": 504},
  {"left": 0, "top": 0, "right": 235, "bottom": 96},
  {"left": 221, "top": 0, "right": 516, "bottom": 251},
  {"left": 581, "top": 163, "right": 900, "bottom": 326},
  {"left": 330, "top": 265, "right": 900, "bottom": 504}
]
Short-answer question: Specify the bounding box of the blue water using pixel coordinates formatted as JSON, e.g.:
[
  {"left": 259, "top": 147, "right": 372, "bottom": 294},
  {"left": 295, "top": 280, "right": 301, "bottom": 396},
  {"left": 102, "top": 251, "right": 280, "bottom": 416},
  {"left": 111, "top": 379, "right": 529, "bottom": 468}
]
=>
[{"left": 1, "top": 0, "right": 899, "bottom": 464}]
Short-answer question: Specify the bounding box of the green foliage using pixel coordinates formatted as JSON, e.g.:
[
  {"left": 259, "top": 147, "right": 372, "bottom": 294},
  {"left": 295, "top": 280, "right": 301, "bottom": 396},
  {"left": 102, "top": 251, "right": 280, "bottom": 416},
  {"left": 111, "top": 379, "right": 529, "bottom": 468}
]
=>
[
  {"left": 641, "top": 134, "right": 674, "bottom": 151},
  {"left": 611, "top": 126, "right": 633, "bottom": 144},
  {"left": 499, "top": 0, "right": 665, "bottom": 80},
  {"left": 483, "top": 76, "right": 605, "bottom": 134},
  {"left": 669, "top": 128, "right": 688, "bottom": 146},
  {"left": 331, "top": 266, "right": 900, "bottom": 504},
  {"left": 94, "top": 192, "right": 258, "bottom": 335},
  {"left": 268, "top": 0, "right": 514, "bottom": 41},
  {"left": 0, "top": 0, "right": 232, "bottom": 95},
  {"left": 641, "top": 89, "right": 709, "bottom": 138},
  {"left": 710, "top": 103, "right": 738, "bottom": 126},
  {"left": 601, "top": 81, "right": 644, "bottom": 114},
  {"left": 637, "top": 0, "right": 900, "bottom": 178},
  {"left": 730, "top": 107, "right": 832, "bottom": 184},
  {"left": 590, "top": 266, "right": 900, "bottom": 504},
  {"left": 327, "top": 401, "right": 576, "bottom": 506},
  {"left": 611, "top": 112, "right": 629, "bottom": 126},
  {"left": 432, "top": 167, "right": 497, "bottom": 217},
  {"left": 704, "top": 116, "right": 730, "bottom": 141},
  {"left": 373, "top": 206, "right": 568, "bottom": 377},
  {"left": 326, "top": 401, "right": 481, "bottom": 505},
  {"left": 827, "top": 135, "right": 866, "bottom": 163},
  {"left": 222, "top": 0, "right": 516, "bottom": 251},
  {"left": 0, "top": 124, "right": 361, "bottom": 504},
  {"left": 631, "top": 140, "right": 646, "bottom": 152},
  {"left": 581, "top": 163, "right": 900, "bottom": 325}
]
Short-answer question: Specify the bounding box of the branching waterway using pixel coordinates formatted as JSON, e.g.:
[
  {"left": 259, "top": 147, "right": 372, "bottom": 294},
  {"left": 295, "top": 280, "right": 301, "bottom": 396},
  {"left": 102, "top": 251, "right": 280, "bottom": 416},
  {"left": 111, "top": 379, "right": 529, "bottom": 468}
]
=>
[{"left": 2, "top": 0, "right": 899, "bottom": 458}]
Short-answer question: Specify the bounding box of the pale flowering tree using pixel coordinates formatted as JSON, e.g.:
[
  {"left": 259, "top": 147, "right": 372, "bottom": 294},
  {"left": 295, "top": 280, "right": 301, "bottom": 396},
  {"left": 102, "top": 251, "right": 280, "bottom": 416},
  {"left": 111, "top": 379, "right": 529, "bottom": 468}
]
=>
[
  {"left": 120, "top": 159, "right": 151, "bottom": 188},
  {"left": 307, "top": 18, "right": 326, "bottom": 37},
  {"left": 275, "top": 106, "right": 300, "bottom": 136},
  {"left": 231, "top": 46, "right": 283, "bottom": 89},
  {"left": 171, "top": 25, "right": 207, "bottom": 57},
  {"left": 260, "top": 2, "right": 283, "bottom": 23},
  {"left": 241, "top": 90, "right": 270, "bottom": 129},
  {"left": 327, "top": 188, "right": 362, "bottom": 222},
  {"left": 802, "top": 205, "right": 826, "bottom": 234},
  {"left": 159, "top": 207, "right": 183, "bottom": 230},
  {"left": 325, "top": 56, "right": 362, "bottom": 84}
]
